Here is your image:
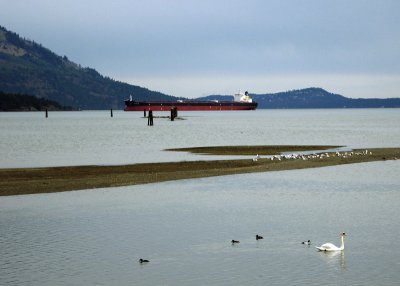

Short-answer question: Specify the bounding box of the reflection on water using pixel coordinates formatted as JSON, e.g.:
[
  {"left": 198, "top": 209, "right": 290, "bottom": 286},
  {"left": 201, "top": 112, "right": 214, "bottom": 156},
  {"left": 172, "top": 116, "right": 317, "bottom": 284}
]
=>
[{"left": 318, "top": 251, "right": 346, "bottom": 272}]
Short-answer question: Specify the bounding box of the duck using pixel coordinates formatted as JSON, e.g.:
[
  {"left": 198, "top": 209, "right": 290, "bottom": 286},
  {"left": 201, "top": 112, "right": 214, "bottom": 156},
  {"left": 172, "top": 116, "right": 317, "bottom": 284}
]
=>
[
  {"left": 231, "top": 239, "right": 240, "bottom": 244},
  {"left": 139, "top": 258, "right": 150, "bottom": 263},
  {"left": 256, "top": 234, "right": 264, "bottom": 240},
  {"left": 301, "top": 240, "right": 311, "bottom": 245},
  {"left": 316, "top": 232, "right": 346, "bottom": 252}
]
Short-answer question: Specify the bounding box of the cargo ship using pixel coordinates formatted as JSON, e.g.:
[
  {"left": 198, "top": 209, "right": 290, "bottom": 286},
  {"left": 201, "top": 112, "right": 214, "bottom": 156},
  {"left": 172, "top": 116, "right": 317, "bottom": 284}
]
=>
[{"left": 124, "top": 91, "right": 257, "bottom": 111}]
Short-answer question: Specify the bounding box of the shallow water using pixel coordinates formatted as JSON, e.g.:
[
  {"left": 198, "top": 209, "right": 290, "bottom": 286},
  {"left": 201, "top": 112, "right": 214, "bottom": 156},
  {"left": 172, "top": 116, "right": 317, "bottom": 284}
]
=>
[
  {"left": 1, "top": 161, "right": 399, "bottom": 285},
  {"left": 1, "top": 109, "right": 399, "bottom": 168},
  {"left": 1, "top": 109, "right": 400, "bottom": 285}
]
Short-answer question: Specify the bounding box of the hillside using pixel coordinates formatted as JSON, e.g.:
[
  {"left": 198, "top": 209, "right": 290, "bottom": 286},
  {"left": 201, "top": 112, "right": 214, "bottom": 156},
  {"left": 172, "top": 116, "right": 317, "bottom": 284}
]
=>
[
  {"left": 0, "top": 26, "right": 179, "bottom": 110},
  {"left": 0, "top": 91, "right": 73, "bottom": 111},
  {"left": 2, "top": 26, "right": 399, "bottom": 110},
  {"left": 199, "top": 88, "right": 400, "bottom": 108}
]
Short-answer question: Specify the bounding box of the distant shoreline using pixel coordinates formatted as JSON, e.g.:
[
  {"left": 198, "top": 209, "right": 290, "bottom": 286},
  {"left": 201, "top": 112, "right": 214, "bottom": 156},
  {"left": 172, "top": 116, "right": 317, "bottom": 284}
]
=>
[{"left": 1, "top": 146, "right": 399, "bottom": 196}]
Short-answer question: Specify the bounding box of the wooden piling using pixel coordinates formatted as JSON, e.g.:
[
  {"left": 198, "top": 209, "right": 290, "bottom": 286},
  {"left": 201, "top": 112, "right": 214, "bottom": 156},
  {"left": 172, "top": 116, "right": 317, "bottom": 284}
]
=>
[
  {"left": 110, "top": 108, "right": 113, "bottom": 117},
  {"left": 148, "top": 110, "right": 153, "bottom": 126},
  {"left": 45, "top": 108, "right": 48, "bottom": 118},
  {"left": 144, "top": 109, "right": 146, "bottom": 117},
  {"left": 171, "top": 107, "right": 177, "bottom": 121}
]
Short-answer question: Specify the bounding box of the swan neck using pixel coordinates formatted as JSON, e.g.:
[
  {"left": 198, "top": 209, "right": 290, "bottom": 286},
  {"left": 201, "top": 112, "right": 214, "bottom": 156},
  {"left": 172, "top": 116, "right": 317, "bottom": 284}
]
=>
[{"left": 340, "top": 235, "right": 345, "bottom": 250}]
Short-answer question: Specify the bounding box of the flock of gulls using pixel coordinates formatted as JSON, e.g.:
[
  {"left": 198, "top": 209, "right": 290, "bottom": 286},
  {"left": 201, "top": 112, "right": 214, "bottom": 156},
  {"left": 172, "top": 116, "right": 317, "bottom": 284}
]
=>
[
  {"left": 139, "top": 233, "right": 346, "bottom": 264},
  {"left": 253, "top": 149, "right": 372, "bottom": 162}
]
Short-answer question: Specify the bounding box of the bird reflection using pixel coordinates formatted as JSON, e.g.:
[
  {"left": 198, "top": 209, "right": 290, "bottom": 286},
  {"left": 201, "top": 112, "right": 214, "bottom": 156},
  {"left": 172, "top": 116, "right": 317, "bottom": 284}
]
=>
[{"left": 319, "top": 250, "right": 346, "bottom": 271}]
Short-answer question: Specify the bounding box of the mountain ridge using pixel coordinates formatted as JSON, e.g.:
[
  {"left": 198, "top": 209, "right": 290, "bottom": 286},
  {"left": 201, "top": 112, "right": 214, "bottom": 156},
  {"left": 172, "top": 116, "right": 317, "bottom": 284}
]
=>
[
  {"left": 0, "top": 25, "right": 180, "bottom": 110},
  {"left": 1, "top": 26, "right": 399, "bottom": 110}
]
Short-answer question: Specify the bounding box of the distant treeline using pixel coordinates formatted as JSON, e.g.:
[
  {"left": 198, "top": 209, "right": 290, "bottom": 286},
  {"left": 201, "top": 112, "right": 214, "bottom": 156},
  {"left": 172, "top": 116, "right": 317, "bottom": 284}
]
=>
[
  {"left": 199, "top": 88, "right": 400, "bottom": 109},
  {"left": 0, "top": 91, "right": 74, "bottom": 111}
]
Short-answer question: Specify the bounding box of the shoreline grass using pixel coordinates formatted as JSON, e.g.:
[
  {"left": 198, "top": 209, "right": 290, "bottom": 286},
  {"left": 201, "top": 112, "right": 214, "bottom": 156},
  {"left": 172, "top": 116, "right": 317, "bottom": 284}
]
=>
[{"left": 1, "top": 146, "right": 399, "bottom": 196}]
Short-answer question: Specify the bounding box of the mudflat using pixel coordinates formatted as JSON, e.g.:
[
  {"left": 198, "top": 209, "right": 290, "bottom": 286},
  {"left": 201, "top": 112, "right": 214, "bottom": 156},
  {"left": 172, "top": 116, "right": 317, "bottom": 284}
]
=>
[
  {"left": 165, "top": 145, "right": 341, "bottom": 155},
  {"left": 1, "top": 146, "right": 399, "bottom": 196}
]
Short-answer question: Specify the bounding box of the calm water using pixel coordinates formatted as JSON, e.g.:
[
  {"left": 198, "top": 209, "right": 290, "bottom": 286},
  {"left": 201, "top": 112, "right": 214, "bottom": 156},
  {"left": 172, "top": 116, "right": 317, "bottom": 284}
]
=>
[
  {"left": 1, "top": 109, "right": 400, "bottom": 285},
  {"left": 1, "top": 109, "right": 399, "bottom": 168}
]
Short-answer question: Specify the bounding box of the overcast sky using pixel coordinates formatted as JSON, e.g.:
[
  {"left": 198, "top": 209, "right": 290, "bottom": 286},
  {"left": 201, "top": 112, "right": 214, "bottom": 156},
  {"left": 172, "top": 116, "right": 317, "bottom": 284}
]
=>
[{"left": 1, "top": 0, "right": 399, "bottom": 98}]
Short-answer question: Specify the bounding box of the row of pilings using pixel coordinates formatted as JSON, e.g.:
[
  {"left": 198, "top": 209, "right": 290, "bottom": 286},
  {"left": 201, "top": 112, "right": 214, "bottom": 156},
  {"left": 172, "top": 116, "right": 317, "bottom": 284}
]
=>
[
  {"left": 145, "top": 107, "right": 178, "bottom": 126},
  {"left": 44, "top": 108, "right": 178, "bottom": 126}
]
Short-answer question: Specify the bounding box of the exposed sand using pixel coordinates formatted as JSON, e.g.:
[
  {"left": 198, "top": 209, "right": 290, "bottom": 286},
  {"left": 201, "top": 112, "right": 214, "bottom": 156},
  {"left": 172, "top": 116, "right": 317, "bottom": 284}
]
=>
[{"left": 1, "top": 146, "right": 399, "bottom": 196}]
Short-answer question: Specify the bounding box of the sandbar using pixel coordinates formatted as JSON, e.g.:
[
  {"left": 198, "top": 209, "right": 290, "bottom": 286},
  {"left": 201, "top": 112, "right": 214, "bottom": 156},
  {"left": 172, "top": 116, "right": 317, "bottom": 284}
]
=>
[{"left": 0, "top": 146, "right": 399, "bottom": 196}]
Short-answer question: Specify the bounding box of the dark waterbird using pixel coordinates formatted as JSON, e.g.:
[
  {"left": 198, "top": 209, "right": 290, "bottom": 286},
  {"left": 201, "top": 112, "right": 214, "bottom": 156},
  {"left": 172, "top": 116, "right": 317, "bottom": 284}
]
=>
[{"left": 139, "top": 258, "right": 150, "bottom": 263}]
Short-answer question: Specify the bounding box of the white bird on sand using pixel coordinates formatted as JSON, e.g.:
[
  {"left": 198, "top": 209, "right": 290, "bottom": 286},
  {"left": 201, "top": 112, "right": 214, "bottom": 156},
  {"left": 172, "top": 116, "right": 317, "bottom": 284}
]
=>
[{"left": 316, "top": 232, "right": 346, "bottom": 252}]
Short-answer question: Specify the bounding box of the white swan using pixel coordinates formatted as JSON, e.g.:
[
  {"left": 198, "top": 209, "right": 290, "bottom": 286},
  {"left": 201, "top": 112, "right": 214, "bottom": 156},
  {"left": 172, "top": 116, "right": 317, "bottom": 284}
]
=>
[{"left": 316, "top": 232, "right": 346, "bottom": 252}]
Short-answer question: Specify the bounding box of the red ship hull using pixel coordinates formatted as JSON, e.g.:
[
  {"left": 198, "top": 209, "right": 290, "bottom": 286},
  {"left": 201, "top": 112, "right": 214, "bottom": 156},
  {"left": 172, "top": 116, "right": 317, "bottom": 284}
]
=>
[{"left": 124, "top": 100, "right": 257, "bottom": 111}]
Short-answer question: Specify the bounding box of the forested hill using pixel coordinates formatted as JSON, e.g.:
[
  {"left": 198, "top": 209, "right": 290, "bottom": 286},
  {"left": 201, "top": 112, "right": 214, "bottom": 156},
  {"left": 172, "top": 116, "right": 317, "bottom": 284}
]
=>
[
  {"left": 199, "top": 88, "right": 400, "bottom": 108},
  {"left": 0, "top": 91, "right": 73, "bottom": 111},
  {"left": 0, "top": 26, "right": 179, "bottom": 110}
]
